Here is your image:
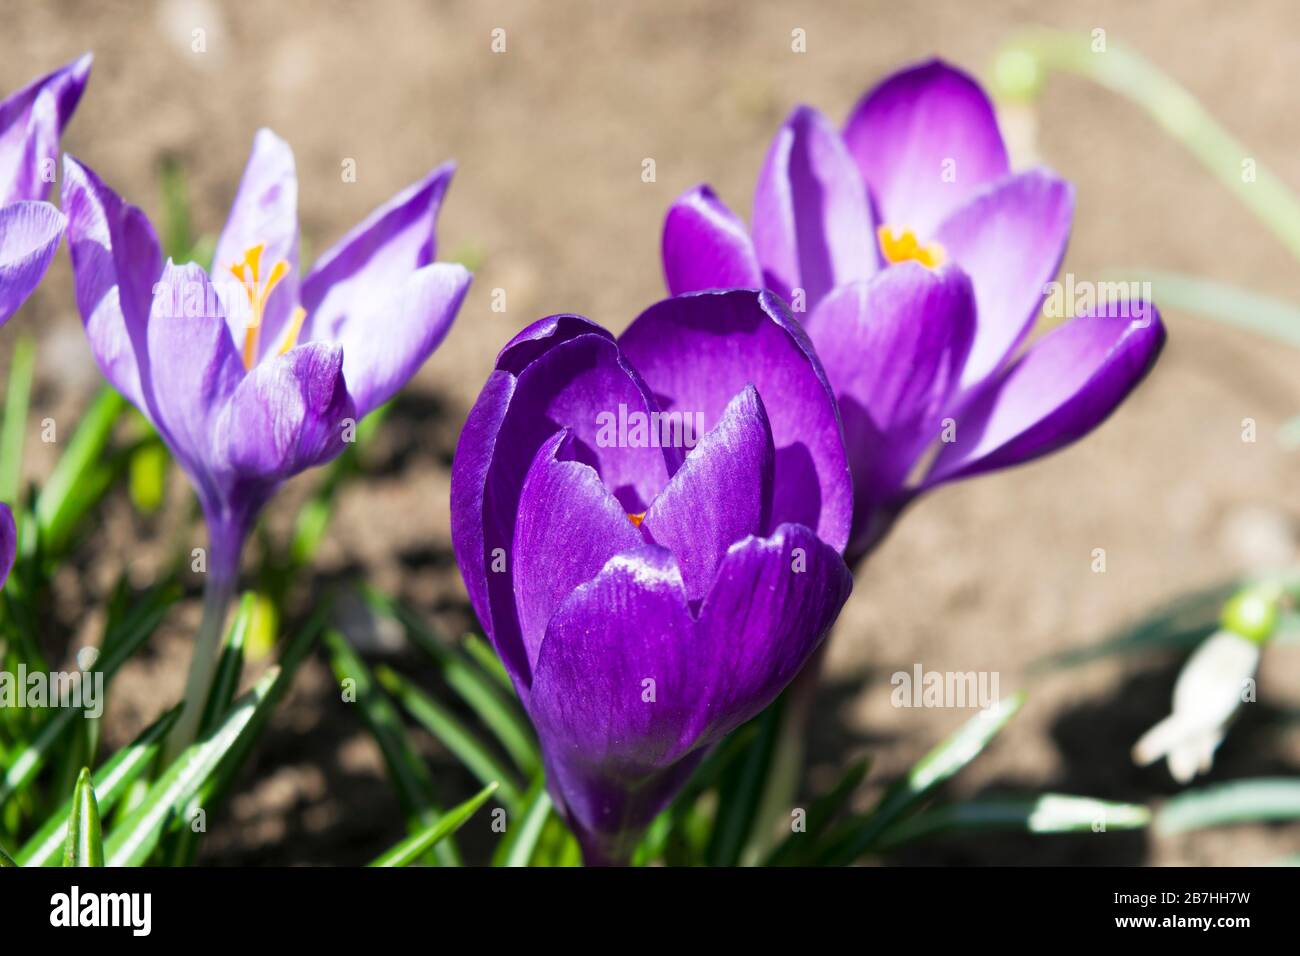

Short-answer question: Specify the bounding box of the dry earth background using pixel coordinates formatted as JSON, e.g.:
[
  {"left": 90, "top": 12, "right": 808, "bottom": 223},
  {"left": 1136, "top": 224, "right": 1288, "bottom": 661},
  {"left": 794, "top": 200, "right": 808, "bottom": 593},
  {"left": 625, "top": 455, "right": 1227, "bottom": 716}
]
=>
[{"left": 3, "top": 0, "right": 1299, "bottom": 865}]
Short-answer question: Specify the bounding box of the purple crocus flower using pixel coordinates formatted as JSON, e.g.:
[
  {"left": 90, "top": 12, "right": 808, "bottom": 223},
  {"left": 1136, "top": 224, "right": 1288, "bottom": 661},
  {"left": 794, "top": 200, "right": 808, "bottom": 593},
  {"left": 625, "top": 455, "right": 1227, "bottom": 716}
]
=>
[
  {"left": 451, "top": 290, "right": 854, "bottom": 863},
  {"left": 662, "top": 59, "right": 1166, "bottom": 562},
  {"left": 0, "top": 503, "right": 15, "bottom": 590},
  {"left": 63, "top": 130, "right": 471, "bottom": 752},
  {"left": 0, "top": 54, "right": 89, "bottom": 329},
  {"left": 0, "top": 54, "right": 90, "bottom": 327},
  {"left": 0, "top": 55, "right": 90, "bottom": 594}
]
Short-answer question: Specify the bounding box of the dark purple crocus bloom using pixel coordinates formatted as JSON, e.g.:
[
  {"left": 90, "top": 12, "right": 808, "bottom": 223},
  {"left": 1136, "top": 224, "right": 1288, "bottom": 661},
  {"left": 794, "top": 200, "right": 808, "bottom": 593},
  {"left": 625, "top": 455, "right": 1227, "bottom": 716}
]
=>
[
  {"left": 63, "top": 130, "right": 470, "bottom": 753},
  {"left": 663, "top": 60, "right": 1166, "bottom": 562},
  {"left": 0, "top": 54, "right": 90, "bottom": 328},
  {"left": 451, "top": 290, "right": 854, "bottom": 863}
]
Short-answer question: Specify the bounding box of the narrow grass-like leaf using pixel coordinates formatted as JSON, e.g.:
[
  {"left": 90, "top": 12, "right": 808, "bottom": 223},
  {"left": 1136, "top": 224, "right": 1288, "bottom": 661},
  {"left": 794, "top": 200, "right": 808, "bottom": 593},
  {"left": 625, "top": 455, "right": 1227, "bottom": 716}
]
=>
[
  {"left": 198, "top": 592, "right": 254, "bottom": 735},
  {"left": 765, "top": 756, "right": 871, "bottom": 866},
  {"left": 1034, "top": 582, "right": 1234, "bottom": 670},
  {"left": 34, "top": 387, "right": 127, "bottom": 555},
  {"left": 376, "top": 665, "right": 523, "bottom": 811},
  {"left": 369, "top": 782, "right": 498, "bottom": 867},
  {"left": 366, "top": 590, "right": 538, "bottom": 775},
  {"left": 62, "top": 769, "right": 104, "bottom": 867},
  {"left": 532, "top": 811, "right": 582, "bottom": 867},
  {"left": 1156, "top": 778, "right": 1300, "bottom": 835},
  {"left": 163, "top": 612, "right": 323, "bottom": 865},
  {"left": 1000, "top": 32, "right": 1300, "bottom": 262},
  {"left": 0, "top": 842, "right": 15, "bottom": 867},
  {"left": 17, "top": 709, "right": 177, "bottom": 867},
  {"left": 821, "top": 693, "right": 1026, "bottom": 865},
  {"left": 103, "top": 669, "right": 275, "bottom": 866},
  {"left": 323, "top": 629, "right": 438, "bottom": 819},
  {"left": 0, "top": 336, "right": 36, "bottom": 502},
  {"left": 462, "top": 634, "right": 512, "bottom": 690},
  {"left": 1108, "top": 271, "right": 1300, "bottom": 350},
  {"left": 877, "top": 794, "right": 1151, "bottom": 849},
  {"left": 706, "top": 700, "right": 783, "bottom": 866},
  {"left": 494, "top": 778, "right": 553, "bottom": 867},
  {"left": 323, "top": 628, "right": 458, "bottom": 865},
  {"left": 0, "top": 588, "right": 177, "bottom": 807}
]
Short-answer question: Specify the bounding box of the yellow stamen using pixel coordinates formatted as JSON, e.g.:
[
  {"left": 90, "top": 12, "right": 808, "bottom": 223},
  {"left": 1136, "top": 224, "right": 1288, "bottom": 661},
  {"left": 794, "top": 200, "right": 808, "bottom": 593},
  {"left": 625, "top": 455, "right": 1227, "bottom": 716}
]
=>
[
  {"left": 627, "top": 512, "right": 646, "bottom": 528},
  {"left": 877, "top": 225, "right": 946, "bottom": 268},
  {"left": 278, "top": 306, "right": 308, "bottom": 356},
  {"left": 227, "top": 243, "right": 293, "bottom": 370}
]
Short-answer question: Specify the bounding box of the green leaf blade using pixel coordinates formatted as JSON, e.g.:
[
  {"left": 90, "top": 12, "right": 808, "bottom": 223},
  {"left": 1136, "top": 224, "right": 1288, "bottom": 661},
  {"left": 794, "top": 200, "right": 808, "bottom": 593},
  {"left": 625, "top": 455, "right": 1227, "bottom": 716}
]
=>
[
  {"left": 369, "top": 782, "right": 498, "bottom": 867},
  {"left": 102, "top": 668, "right": 276, "bottom": 866},
  {"left": 62, "top": 768, "right": 104, "bottom": 867}
]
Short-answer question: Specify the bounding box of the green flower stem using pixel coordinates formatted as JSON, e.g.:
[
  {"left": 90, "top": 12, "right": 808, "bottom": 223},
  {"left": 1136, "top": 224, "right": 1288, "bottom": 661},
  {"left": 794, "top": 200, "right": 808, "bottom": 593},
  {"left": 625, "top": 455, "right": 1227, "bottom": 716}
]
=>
[{"left": 162, "top": 566, "right": 237, "bottom": 765}]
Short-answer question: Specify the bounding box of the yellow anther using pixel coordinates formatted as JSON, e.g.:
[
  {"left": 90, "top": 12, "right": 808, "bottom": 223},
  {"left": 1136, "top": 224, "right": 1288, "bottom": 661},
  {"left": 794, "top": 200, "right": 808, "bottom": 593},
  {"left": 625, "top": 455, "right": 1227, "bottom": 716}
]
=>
[
  {"left": 228, "top": 243, "right": 293, "bottom": 370},
  {"left": 278, "top": 306, "right": 308, "bottom": 356},
  {"left": 877, "top": 225, "right": 946, "bottom": 269}
]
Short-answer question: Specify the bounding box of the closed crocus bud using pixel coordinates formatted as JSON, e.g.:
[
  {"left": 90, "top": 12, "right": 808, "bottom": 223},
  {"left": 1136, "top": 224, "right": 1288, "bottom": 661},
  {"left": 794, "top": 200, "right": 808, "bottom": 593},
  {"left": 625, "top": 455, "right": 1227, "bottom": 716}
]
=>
[
  {"left": 451, "top": 290, "right": 854, "bottom": 864},
  {"left": 1132, "top": 628, "right": 1264, "bottom": 784}
]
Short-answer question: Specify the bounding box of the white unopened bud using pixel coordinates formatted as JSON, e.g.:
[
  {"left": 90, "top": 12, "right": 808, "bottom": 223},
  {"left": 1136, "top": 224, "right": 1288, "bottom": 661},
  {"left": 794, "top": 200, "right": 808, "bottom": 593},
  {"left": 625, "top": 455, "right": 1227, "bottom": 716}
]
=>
[{"left": 1132, "top": 630, "right": 1260, "bottom": 784}]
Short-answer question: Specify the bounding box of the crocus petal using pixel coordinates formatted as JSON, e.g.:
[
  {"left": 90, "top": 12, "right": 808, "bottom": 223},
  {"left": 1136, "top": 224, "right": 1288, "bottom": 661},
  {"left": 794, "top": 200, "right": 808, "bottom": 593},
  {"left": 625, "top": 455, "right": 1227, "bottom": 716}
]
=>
[
  {"left": 0, "top": 53, "right": 91, "bottom": 205},
  {"left": 843, "top": 59, "right": 1009, "bottom": 236},
  {"left": 935, "top": 170, "right": 1074, "bottom": 391},
  {"left": 0, "top": 200, "right": 66, "bottom": 327},
  {"left": 212, "top": 129, "right": 300, "bottom": 354},
  {"left": 301, "top": 162, "right": 455, "bottom": 344},
  {"left": 925, "top": 303, "right": 1166, "bottom": 486},
  {"left": 641, "top": 386, "right": 774, "bottom": 602},
  {"left": 214, "top": 340, "right": 354, "bottom": 486},
  {"left": 452, "top": 322, "right": 672, "bottom": 691},
  {"left": 144, "top": 261, "right": 244, "bottom": 499},
  {"left": 0, "top": 502, "right": 15, "bottom": 590},
  {"left": 513, "top": 431, "right": 645, "bottom": 676},
  {"left": 804, "top": 263, "right": 974, "bottom": 555},
  {"left": 449, "top": 315, "right": 615, "bottom": 658},
  {"left": 530, "top": 545, "right": 700, "bottom": 855},
  {"left": 62, "top": 155, "right": 163, "bottom": 412},
  {"left": 618, "top": 289, "right": 852, "bottom": 553},
  {"left": 531, "top": 522, "right": 851, "bottom": 858},
  {"left": 331, "top": 261, "right": 470, "bottom": 419},
  {"left": 693, "top": 522, "right": 852, "bottom": 742},
  {"left": 752, "top": 105, "right": 876, "bottom": 310},
  {"left": 661, "top": 184, "right": 762, "bottom": 296}
]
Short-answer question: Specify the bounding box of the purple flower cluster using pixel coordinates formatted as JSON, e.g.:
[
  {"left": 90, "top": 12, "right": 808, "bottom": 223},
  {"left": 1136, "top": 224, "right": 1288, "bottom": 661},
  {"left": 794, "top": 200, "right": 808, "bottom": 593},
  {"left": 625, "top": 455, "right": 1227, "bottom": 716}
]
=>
[{"left": 0, "top": 54, "right": 1167, "bottom": 863}]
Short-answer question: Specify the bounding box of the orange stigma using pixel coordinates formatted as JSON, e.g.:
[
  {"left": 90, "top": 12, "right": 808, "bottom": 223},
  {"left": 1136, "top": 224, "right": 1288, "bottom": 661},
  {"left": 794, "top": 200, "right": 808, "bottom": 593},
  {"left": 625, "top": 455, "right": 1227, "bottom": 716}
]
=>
[
  {"left": 877, "top": 225, "right": 946, "bottom": 268},
  {"left": 627, "top": 512, "right": 646, "bottom": 528},
  {"left": 228, "top": 243, "right": 292, "bottom": 369}
]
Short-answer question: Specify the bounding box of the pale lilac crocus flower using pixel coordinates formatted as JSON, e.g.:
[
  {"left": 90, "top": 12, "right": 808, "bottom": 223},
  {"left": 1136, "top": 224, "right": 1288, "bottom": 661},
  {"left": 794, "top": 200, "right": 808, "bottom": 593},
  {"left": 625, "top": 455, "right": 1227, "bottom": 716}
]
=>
[
  {"left": 0, "top": 54, "right": 90, "bottom": 329},
  {"left": 0, "top": 55, "right": 91, "bottom": 592},
  {"left": 63, "top": 130, "right": 471, "bottom": 752}
]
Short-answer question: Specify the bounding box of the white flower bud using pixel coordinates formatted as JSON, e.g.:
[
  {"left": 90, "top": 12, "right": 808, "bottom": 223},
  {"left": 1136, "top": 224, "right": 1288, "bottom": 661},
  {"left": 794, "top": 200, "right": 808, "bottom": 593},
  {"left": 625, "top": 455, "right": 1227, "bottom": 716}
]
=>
[{"left": 1132, "top": 630, "right": 1259, "bottom": 784}]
